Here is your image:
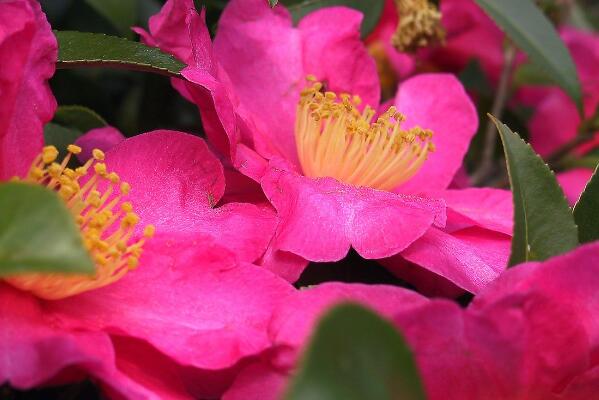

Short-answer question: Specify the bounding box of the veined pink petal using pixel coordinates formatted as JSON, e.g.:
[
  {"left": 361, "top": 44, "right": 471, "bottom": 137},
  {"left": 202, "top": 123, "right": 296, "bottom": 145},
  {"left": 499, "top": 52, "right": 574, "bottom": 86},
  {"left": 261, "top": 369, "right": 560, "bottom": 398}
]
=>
[
  {"left": 46, "top": 234, "right": 295, "bottom": 371},
  {"left": 262, "top": 164, "right": 446, "bottom": 262},
  {"left": 394, "top": 74, "right": 478, "bottom": 194},
  {"left": 104, "top": 130, "right": 275, "bottom": 262},
  {"left": 385, "top": 227, "right": 509, "bottom": 294},
  {"left": 0, "top": 0, "right": 56, "bottom": 179},
  {"left": 430, "top": 188, "right": 513, "bottom": 235}
]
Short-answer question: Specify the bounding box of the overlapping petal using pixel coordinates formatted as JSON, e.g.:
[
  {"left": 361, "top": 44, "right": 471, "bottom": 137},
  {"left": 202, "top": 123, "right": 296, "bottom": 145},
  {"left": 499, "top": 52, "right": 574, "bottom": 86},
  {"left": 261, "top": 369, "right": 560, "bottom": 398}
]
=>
[
  {"left": 262, "top": 163, "right": 446, "bottom": 262},
  {"left": 103, "top": 130, "right": 276, "bottom": 263}
]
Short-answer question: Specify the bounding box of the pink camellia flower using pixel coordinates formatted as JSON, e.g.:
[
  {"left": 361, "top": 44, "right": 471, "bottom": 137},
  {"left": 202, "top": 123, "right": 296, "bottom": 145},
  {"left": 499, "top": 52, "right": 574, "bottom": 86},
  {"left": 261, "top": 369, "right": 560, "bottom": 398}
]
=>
[
  {"left": 0, "top": 1, "right": 294, "bottom": 397},
  {"left": 222, "top": 242, "right": 599, "bottom": 400},
  {"left": 521, "top": 27, "right": 599, "bottom": 205},
  {"left": 138, "top": 0, "right": 513, "bottom": 294}
]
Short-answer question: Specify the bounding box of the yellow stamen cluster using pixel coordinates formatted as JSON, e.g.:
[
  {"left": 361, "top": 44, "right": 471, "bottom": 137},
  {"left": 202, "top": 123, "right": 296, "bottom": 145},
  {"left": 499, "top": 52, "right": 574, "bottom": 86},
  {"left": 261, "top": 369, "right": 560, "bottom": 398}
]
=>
[
  {"left": 6, "top": 145, "right": 155, "bottom": 300},
  {"left": 392, "top": 0, "right": 445, "bottom": 52},
  {"left": 295, "top": 79, "right": 435, "bottom": 191}
]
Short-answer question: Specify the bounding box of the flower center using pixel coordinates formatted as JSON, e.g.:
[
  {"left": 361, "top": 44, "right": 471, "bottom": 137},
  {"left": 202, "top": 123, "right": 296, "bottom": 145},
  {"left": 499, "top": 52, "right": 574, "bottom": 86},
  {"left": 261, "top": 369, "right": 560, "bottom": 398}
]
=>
[
  {"left": 295, "top": 78, "right": 435, "bottom": 191},
  {"left": 5, "top": 144, "right": 154, "bottom": 300}
]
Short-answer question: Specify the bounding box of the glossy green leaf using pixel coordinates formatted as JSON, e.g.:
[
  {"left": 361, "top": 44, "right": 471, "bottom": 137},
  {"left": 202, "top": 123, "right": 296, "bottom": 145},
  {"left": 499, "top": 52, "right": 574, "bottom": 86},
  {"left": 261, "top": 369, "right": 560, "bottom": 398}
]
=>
[
  {"left": 475, "top": 0, "right": 583, "bottom": 113},
  {"left": 0, "top": 182, "right": 94, "bottom": 276},
  {"left": 55, "top": 31, "right": 185, "bottom": 78},
  {"left": 54, "top": 105, "right": 108, "bottom": 133},
  {"left": 573, "top": 164, "right": 599, "bottom": 243},
  {"left": 282, "top": 0, "right": 385, "bottom": 38},
  {"left": 285, "top": 303, "right": 426, "bottom": 400},
  {"left": 85, "top": 0, "right": 137, "bottom": 37},
  {"left": 492, "top": 115, "right": 578, "bottom": 266},
  {"left": 269, "top": 0, "right": 279, "bottom": 7}
]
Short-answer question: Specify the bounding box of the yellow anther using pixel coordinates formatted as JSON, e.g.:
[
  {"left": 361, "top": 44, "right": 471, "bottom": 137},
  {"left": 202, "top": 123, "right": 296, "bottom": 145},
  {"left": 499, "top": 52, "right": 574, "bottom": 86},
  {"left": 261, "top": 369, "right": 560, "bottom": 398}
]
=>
[
  {"left": 108, "top": 172, "right": 120, "bottom": 183},
  {"left": 143, "top": 225, "right": 156, "bottom": 238},
  {"left": 296, "top": 79, "right": 434, "bottom": 191},
  {"left": 67, "top": 144, "right": 82, "bottom": 154},
  {"left": 48, "top": 163, "right": 62, "bottom": 178},
  {"left": 94, "top": 163, "right": 107, "bottom": 176},
  {"left": 306, "top": 74, "right": 317, "bottom": 81},
  {"left": 7, "top": 133, "right": 154, "bottom": 300},
  {"left": 120, "top": 182, "right": 131, "bottom": 195},
  {"left": 122, "top": 212, "right": 140, "bottom": 227},
  {"left": 42, "top": 146, "right": 59, "bottom": 164},
  {"left": 92, "top": 149, "right": 105, "bottom": 161},
  {"left": 121, "top": 201, "right": 133, "bottom": 212},
  {"left": 128, "top": 257, "right": 140, "bottom": 269}
]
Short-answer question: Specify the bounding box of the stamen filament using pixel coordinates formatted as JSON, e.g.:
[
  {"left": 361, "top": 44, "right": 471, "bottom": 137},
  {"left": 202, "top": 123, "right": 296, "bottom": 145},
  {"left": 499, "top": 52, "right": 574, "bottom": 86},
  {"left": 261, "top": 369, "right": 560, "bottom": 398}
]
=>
[{"left": 295, "top": 80, "right": 436, "bottom": 191}]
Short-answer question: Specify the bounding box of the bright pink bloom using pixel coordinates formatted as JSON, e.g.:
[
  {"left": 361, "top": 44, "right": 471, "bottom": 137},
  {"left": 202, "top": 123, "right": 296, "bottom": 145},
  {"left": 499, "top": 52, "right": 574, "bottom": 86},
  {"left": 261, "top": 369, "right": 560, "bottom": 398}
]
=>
[
  {"left": 522, "top": 28, "right": 599, "bottom": 205},
  {"left": 140, "top": 0, "right": 512, "bottom": 293},
  {"left": 0, "top": 3, "right": 293, "bottom": 395},
  {"left": 223, "top": 242, "right": 599, "bottom": 400}
]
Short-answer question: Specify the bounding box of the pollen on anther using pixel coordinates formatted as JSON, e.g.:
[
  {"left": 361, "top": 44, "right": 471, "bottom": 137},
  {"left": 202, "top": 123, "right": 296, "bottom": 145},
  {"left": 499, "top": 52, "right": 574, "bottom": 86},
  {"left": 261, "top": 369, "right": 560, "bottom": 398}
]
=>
[
  {"left": 295, "top": 78, "right": 435, "bottom": 191},
  {"left": 6, "top": 144, "right": 156, "bottom": 300}
]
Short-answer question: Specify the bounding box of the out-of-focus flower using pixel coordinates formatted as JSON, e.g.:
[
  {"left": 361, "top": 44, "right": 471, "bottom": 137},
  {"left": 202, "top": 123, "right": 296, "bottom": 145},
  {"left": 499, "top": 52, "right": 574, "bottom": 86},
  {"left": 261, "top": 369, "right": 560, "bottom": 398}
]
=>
[
  {"left": 139, "top": 0, "right": 512, "bottom": 295},
  {"left": 521, "top": 27, "right": 599, "bottom": 205},
  {"left": 223, "top": 242, "right": 599, "bottom": 400},
  {"left": 0, "top": 2, "right": 293, "bottom": 396}
]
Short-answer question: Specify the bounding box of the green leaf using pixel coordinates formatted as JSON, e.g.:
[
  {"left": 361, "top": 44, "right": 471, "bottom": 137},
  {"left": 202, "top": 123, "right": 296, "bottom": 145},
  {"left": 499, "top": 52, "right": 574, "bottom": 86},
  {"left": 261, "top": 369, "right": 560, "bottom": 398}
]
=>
[
  {"left": 474, "top": 0, "right": 583, "bottom": 113},
  {"left": 285, "top": 303, "right": 426, "bottom": 400},
  {"left": 491, "top": 115, "right": 578, "bottom": 266},
  {"left": 85, "top": 0, "right": 137, "bottom": 38},
  {"left": 512, "top": 63, "right": 553, "bottom": 87},
  {"left": 55, "top": 31, "right": 186, "bottom": 78},
  {"left": 281, "top": 0, "right": 385, "bottom": 38},
  {"left": 44, "top": 122, "right": 84, "bottom": 155},
  {"left": 0, "top": 182, "right": 95, "bottom": 276},
  {"left": 54, "top": 105, "right": 108, "bottom": 133},
  {"left": 269, "top": 0, "right": 279, "bottom": 7},
  {"left": 573, "top": 164, "right": 599, "bottom": 243}
]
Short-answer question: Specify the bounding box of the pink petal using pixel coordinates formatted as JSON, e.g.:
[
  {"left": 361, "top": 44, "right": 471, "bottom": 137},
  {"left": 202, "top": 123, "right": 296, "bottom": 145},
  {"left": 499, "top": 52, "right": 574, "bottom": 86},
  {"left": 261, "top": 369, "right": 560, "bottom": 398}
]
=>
[
  {"left": 394, "top": 74, "right": 478, "bottom": 194},
  {"left": 557, "top": 168, "right": 594, "bottom": 206},
  {"left": 297, "top": 7, "right": 380, "bottom": 108},
  {"left": 136, "top": 0, "right": 239, "bottom": 160},
  {"left": 222, "top": 362, "right": 287, "bottom": 400},
  {"left": 0, "top": 0, "right": 56, "bottom": 179},
  {"left": 529, "top": 89, "right": 581, "bottom": 157},
  {"left": 74, "top": 126, "right": 125, "bottom": 162},
  {"left": 46, "top": 233, "right": 295, "bottom": 371},
  {"left": 105, "top": 130, "right": 275, "bottom": 263},
  {"left": 0, "top": 284, "right": 114, "bottom": 389},
  {"left": 431, "top": 188, "right": 513, "bottom": 235},
  {"left": 270, "top": 282, "right": 429, "bottom": 359},
  {"left": 214, "top": 0, "right": 379, "bottom": 166},
  {"left": 258, "top": 247, "right": 310, "bottom": 284},
  {"left": 386, "top": 227, "right": 509, "bottom": 294},
  {"left": 262, "top": 165, "right": 446, "bottom": 261},
  {"left": 472, "top": 242, "right": 599, "bottom": 358},
  {"left": 104, "top": 129, "right": 224, "bottom": 219}
]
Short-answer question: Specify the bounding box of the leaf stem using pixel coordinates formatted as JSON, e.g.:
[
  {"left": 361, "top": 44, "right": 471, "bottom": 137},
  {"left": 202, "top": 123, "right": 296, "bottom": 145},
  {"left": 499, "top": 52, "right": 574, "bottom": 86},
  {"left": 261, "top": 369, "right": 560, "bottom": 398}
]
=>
[{"left": 471, "top": 43, "right": 517, "bottom": 186}]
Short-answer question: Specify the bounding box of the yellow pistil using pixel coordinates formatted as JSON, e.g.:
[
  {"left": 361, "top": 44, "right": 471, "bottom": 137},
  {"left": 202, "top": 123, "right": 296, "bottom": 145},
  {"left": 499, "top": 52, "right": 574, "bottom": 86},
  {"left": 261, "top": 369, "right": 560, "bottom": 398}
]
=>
[
  {"left": 392, "top": 0, "right": 445, "bottom": 53},
  {"left": 295, "top": 80, "right": 435, "bottom": 191},
  {"left": 5, "top": 145, "right": 155, "bottom": 300}
]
